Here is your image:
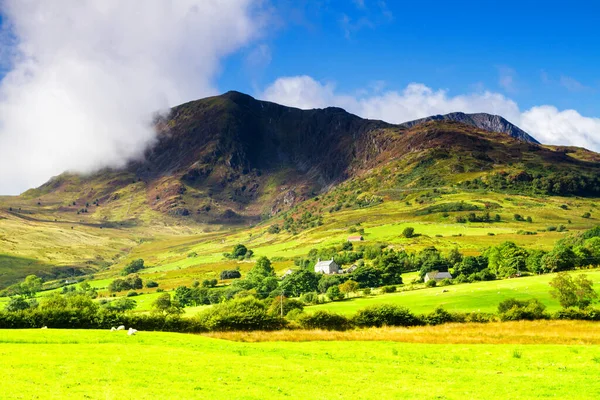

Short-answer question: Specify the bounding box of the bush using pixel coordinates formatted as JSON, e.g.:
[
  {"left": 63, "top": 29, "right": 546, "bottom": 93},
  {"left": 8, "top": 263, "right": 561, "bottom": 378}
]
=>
[
  {"left": 402, "top": 227, "right": 415, "bottom": 238},
  {"left": 422, "top": 307, "right": 457, "bottom": 325},
  {"left": 326, "top": 285, "right": 344, "bottom": 301},
  {"left": 268, "top": 297, "right": 304, "bottom": 317},
  {"left": 362, "top": 288, "right": 372, "bottom": 296},
  {"left": 299, "top": 292, "right": 319, "bottom": 305},
  {"left": 195, "top": 297, "right": 284, "bottom": 331},
  {"left": 583, "top": 212, "right": 591, "bottom": 219},
  {"left": 126, "top": 291, "right": 138, "bottom": 297},
  {"left": 145, "top": 281, "right": 159, "bottom": 288},
  {"left": 297, "top": 311, "right": 351, "bottom": 331},
  {"left": 425, "top": 280, "right": 437, "bottom": 288},
  {"left": 122, "top": 259, "right": 144, "bottom": 275},
  {"left": 553, "top": 308, "right": 600, "bottom": 321},
  {"left": 380, "top": 285, "right": 397, "bottom": 294},
  {"left": 438, "top": 278, "right": 453, "bottom": 286},
  {"left": 220, "top": 270, "right": 242, "bottom": 280},
  {"left": 498, "top": 298, "right": 548, "bottom": 321},
  {"left": 353, "top": 304, "right": 423, "bottom": 327}
]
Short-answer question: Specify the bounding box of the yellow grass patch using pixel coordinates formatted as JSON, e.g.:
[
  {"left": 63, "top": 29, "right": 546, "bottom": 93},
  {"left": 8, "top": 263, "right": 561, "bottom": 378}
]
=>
[{"left": 204, "top": 320, "right": 600, "bottom": 345}]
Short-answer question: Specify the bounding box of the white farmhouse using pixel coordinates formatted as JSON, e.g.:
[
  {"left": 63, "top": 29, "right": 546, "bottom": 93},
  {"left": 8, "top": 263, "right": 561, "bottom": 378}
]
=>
[
  {"left": 314, "top": 258, "right": 340, "bottom": 274},
  {"left": 424, "top": 271, "right": 453, "bottom": 282}
]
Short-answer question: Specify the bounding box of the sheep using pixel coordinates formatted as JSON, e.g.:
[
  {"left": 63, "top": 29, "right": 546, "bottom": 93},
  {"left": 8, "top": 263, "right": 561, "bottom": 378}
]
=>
[
  {"left": 110, "top": 327, "right": 117, "bottom": 332},
  {"left": 116, "top": 325, "right": 125, "bottom": 331},
  {"left": 41, "top": 326, "right": 47, "bottom": 329},
  {"left": 127, "top": 328, "right": 138, "bottom": 336}
]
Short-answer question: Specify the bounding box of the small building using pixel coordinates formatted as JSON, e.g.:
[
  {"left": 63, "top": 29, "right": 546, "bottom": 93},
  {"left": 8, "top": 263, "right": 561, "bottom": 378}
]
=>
[
  {"left": 344, "top": 264, "right": 359, "bottom": 274},
  {"left": 282, "top": 269, "right": 294, "bottom": 278},
  {"left": 348, "top": 235, "right": 364, "bottom": 242},
  {"left": 424, "top": 271, "right": 453, "bottom": 283},
  {"left": 314, "top": 258, "right": 340, "bottom": 274}
]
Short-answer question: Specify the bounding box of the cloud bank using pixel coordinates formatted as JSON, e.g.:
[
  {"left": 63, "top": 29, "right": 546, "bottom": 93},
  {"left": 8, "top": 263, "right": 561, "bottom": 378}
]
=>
[
  {"left": 0, "top": 0, "right": 265, "bottom": 194},
  {"left": 262, "top": 75, "right": 600, "bottom": 152}
]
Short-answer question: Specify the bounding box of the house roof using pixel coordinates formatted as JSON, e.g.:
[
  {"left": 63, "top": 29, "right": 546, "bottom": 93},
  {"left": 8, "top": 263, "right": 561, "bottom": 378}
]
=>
[
  {"left": 315, "top": 259, "right": 336, "bottom": 269},
  {"left": 426, "top": 271, "right": 453, "bottom": 279}
]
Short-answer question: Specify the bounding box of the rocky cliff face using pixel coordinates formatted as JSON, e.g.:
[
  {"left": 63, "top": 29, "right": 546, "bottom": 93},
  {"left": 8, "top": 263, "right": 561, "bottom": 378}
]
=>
[{"left": 399, "top": 112, "right": 539, "bottom": 144}]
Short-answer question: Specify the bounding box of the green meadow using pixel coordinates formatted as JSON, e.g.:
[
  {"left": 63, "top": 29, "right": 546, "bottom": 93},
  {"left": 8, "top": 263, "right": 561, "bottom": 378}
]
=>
[
  {"left": 307, "top": 269, "right": 600, "bottom": 315},
  {"left": 1, "top": 329, "right": 600, "bottom": 399}
]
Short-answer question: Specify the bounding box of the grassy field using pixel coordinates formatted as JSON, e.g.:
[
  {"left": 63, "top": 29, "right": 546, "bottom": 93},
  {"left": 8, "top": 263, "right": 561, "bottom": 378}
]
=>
[
  {"left": 307, "top": 269, "right": 600, "bottom": 315},
  {"left": 1, "top": 326, "right": 600, "bottom": 399}
]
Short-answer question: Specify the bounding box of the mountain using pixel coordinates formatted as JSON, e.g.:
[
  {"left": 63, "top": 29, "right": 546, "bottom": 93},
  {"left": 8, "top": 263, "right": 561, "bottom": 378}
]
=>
[
  {"left": 399, "top": 112, "right": 539, "bottom": 144},
  {"left": 11, "top": 91, "right": 600, "bottom": 226},
  {"left": 2, "top": 90, "right": 600, "bottom": 287}
]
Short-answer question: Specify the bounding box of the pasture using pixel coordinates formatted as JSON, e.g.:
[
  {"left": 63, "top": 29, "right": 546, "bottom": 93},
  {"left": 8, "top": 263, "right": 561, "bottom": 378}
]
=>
[
  {"left": 1, "top": 326, "right": 600, "bottom": 399},
  {"left": 307, "top": 269, "right": 600, "bottom": 315}
]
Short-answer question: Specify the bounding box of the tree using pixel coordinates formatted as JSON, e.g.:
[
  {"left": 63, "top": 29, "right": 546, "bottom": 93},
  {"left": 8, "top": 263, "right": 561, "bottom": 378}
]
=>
[
  {"left": 485, "top": 242, "right": 528, "bottom": 278},
  {"left": 339, "top": 280, "right": 359, "bottom": 298},
  {"left": 105, "top": 297, "right": 137, "bottom": 312},
  {"left": 20, "top": 275, "right": 43, "bottom": 298},
  {"left": 549, "top": 273, "right": 598, "bottom": 309},
  {"left": 280, "top": 270, "right": 320, "bottom": 297},
  {"left": 174, "top": 286, "right": 194, "bottom": 306},
  {"left": 326, "top": 285, "right": 344, "bottom": 301},
  {"left": 124, "top": 274, "right": 143, "bottom": 290},
  {"left": 5, "top": 296, "right": 31, "bottom": 312},
  {"left": 220, "top": 270, "right": 242, "bottom": 280},
  {"left": 122, "top": 259, "right": 144, "bottom": 275},
  {"left": 402, "top": 227, "right": 415, "bottom": 238},
  {"left": 152, "top": 293, "right": 183, "bottom": 315},
  {"left": 247, "top": 256, "right": 275, "bottom": 280},
  {"left": 542, "top": 245, "right": 578, "bottom": 273},
  {"left": 228, "top": 244, "right": 249, "bottom": 259}
]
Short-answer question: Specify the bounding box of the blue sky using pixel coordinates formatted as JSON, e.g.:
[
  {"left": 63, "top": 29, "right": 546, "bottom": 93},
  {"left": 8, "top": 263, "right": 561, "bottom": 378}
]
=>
[
  {"left": 0, "top": 0, "right": 599, "bottom": 194},
  {"left": 219, "top": 0, "right": 600, "bottom": 115}
]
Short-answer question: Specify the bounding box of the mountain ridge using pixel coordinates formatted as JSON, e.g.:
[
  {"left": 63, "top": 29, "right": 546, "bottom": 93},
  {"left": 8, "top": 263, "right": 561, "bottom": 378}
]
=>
[
  {"left": 11, "top": 91, "right": 600, "bottom": 226},
  {"left": 398, "top": 111, "right": 539, "bottom": 144}
]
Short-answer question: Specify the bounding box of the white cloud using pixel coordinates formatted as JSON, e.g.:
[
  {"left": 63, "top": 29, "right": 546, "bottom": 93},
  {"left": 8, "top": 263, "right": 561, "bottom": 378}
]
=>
[
  {"left": 261, "top": 75, "right": 600, "bottom": 152},
  {"left": 0, "top": 0, "right": 267, "bottom": 195},
  {"left": 498, "top": 66, "right": 517, "bottom": 93},
  {"left": 559, "top": 75, "right": 593, "bottom": 92}
]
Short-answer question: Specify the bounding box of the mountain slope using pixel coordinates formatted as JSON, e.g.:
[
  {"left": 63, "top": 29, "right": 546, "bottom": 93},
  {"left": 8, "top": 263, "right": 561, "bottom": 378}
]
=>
[
  {"left": 14, "top": 91, "right": 600, "bottom": 226},
  {"left": 399, "top": 112, "right": 539, "bottom": 144}
]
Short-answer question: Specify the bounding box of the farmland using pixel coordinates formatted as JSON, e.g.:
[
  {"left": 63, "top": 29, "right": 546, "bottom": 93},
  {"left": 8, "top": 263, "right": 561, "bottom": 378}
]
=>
[
  {"left": 307, "top": 268, "right": 600, "bottom": 315},
  {"left": 1, "top": 326, "right": 600, "bottom": 399}
]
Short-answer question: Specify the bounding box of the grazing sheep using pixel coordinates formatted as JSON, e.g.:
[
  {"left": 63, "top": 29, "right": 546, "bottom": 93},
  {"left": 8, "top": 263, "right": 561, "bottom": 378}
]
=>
[
  {"left": 110, "top": 327, "right": 117, "bottom": 332},
  {"left": 127, "top": 328, "right": 138, "bottom": 336},
  {"left": 41, "top": 326, "right": 47, "bottom": 329},
  {"left": 116, "top": 325, "right": 125, "bottom": 331}
]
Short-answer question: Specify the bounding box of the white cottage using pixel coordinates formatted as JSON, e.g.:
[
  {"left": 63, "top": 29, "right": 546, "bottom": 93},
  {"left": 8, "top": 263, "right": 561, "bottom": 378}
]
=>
[
  {"left": 424, "top": 271, "right": 453, "bottom": 282},
  {"left": 314, "top": 258, "right": 340, "bottom": 274}
]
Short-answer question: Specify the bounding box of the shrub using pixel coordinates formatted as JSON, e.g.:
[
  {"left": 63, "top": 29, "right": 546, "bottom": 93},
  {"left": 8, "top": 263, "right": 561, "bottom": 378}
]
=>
[
  {"left": 380, "top": 285, "right": 397, "bottom": 294},
  {"left": 122, "top": 259, "right": 144, "bottom": 276},
  {"left": 422, "top": 307, "right": 457, "bottom": 325},
  {"left": 196, "top": 297, "right": 284, "bottom": 331},
  {"left": 299, "top": 292, "right": 319, "bottom": 305},
  {"left": 402, "top": 227, "right": 415, "bottom": 238},
  {"left": 297, "top": 311, "right": 351, "bottom": 331},
  {"left": 438, "top": 278, "right": 453, "bottom": 286},
  {"left": 362, "top": 288, "right": 372, "bottom": 296},
  {"left": 554, "top": 308, "right": 600, "bottom": 321},
  {"left": 498, "top": 298, "right": 548, "bottom": 321},
  {"left": 425, "top": 280, "right": 437, "bottom": 288},
  {"left": 126, "top": 291, "right": 138, "bottom": 297},
  {"left": 145, "top": 280, "right": 159, "bottom": 288},
  {"left": 220, "top": 270, "right": 242, "bottom": 280},
  {"left": 353, "top": 304, "right": 422, "bottom": 328},
  {"left": 268, "top": 297, "right": 304, "bottom": 317},
  {"left": 326, "top": 285, "right": 344, "bottom": 301}
]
